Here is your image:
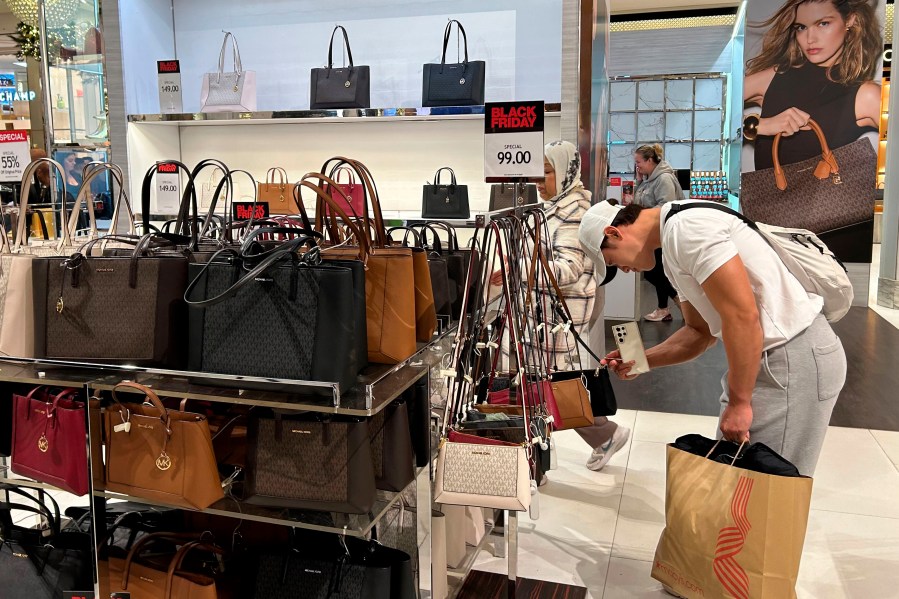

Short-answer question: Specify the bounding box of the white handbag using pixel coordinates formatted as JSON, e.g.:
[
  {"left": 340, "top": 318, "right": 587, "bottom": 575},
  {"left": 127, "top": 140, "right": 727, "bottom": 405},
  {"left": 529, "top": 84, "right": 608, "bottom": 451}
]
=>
[
  {"left": 200, "top": 31, "right": 257, "bottom": 113},
  {"left": 434, "top": 438, "right": 531, "bottom": 512}
]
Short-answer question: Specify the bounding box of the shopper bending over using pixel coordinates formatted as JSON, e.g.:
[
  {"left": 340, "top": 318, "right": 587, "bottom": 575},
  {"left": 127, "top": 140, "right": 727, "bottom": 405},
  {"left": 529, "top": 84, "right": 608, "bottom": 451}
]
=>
[
  {"left": 578, "top": 200, "right": 846, "bottom": 476},
  {"left": 491, "top": 141, "right": 629, "bottom": 471},
  {"left": 633, "top": 144, "right": 683, "bottom": 323}
]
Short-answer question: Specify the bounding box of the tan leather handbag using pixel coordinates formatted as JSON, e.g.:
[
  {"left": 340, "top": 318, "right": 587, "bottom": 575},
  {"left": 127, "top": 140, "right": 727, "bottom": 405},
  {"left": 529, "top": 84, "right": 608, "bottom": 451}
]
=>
[
  {"left": 302, "top": 162, "right": 418, "bottom": 364},
  {"left": 108, "top": 532, "right": 221, "bottom": 599},
  {"left": 103, "top": 382, "right": 224, "bottom": 509},
  {"left": 257, "top": 167, "right": 299, "bottom": 215}
]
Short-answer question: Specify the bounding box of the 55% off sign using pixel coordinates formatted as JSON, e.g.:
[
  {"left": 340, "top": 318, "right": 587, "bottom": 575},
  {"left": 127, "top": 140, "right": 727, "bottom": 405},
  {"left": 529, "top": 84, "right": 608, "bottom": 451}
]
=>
[
  {"left": 484, "top": 101, "right": 544, "bottom": 182},
  {"left": 0, "top": 131, "right": 30, "bottom": 182}
]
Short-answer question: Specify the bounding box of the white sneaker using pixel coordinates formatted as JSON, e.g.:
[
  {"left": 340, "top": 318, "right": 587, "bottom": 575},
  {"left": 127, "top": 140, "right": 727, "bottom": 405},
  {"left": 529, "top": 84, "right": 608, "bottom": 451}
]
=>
[
  {"left": 644, "top": 308, "right": 672, "bottom": 322},
  {"left": 586, "top": 426, "right": 631, "bottom": 471}
]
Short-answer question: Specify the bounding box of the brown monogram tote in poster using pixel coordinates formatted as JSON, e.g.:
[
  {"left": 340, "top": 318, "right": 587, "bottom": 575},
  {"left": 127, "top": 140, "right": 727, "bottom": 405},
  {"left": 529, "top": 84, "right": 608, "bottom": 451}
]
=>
[{"left": 741, "top": 118, "right": 876, "bottom": 234}]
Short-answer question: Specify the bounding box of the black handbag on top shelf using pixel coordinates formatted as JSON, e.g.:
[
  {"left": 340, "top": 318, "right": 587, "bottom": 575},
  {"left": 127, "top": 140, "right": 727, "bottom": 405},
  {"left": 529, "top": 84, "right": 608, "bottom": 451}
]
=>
[
  {"left": 421, "top": 168, "right": 470, "bottom": 219},
  {"left": 310, "top": 25, "right": 371, "bottom": 109},
  {"left": 422, "top": 19, "right": 486, "bottom": 107}
]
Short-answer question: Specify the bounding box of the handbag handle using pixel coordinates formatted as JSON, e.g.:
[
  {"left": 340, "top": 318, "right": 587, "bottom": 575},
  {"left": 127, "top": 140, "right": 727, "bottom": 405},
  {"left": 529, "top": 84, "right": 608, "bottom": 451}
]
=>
[
  {"left": 265, "top": 167, "right": 287, "bottom": 188},
  {"left": 440, "top": 20, "right": 470, "bottom": 65},
  {"left": 333, "top": 165, "right": 357, "bottom": 188},
  {"left": 302, "top": 171, "right": 372, "bottom": 259},
  {"left": 85, "top": 162, "right": 134, "bottom": 238},
  {"left": 216, "top": 31, "right": 243, "bottom": 82},
  {"left": 140, "top": 160, "right": 198, "bottom": 249},
  {"left": 15, "top": 157, "right": 69, "bottom": 251},
  {"left": 184, "top": 235, "right": 317, "bottom": 308},
  {"left": 110, "top": 380, "right": 173, "bottom": 434},
  {"left": 417, "top": 223, "right": 445, "bottom": 254},
  {"left": 433, "top": 167, "right": 458, "bottom": 188},
  {"left": 326, "top": 25, "right": 355, "bottom": 69},
  {"left": 184, "top": 158, "right": 229, "bottom": 237},
  {"left": 0, "top": 482, "right": 62, "bottom": 537},
  {"left": 386, "top": 225, "right": 421, "bottom": 247},
  {"left": 319, "top": 157, "right": 390, "bottom": 248},
  {"left": 165, "top": 541, "right": 225, "bottom": 599},
  {"left": 425, "top": 220, "right": 461, "bottom": 252},
  {"left": 771, "top": 118, "right": 838, "bottom": 191},
  {"left": 66, "top": 163, "right": 108, "bottom": 245}
]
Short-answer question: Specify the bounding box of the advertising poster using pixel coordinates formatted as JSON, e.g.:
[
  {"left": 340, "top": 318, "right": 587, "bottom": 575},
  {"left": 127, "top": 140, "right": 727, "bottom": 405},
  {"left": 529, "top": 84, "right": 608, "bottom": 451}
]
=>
[{"left": 741, "top": 0, "right": 886, "bottom": 265}]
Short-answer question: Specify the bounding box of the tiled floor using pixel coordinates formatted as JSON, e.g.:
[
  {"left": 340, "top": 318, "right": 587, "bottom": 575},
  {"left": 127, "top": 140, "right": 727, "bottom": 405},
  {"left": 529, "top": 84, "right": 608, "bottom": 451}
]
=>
[{"left": 469, "top": 409, "right": 899, "bottom": 598}]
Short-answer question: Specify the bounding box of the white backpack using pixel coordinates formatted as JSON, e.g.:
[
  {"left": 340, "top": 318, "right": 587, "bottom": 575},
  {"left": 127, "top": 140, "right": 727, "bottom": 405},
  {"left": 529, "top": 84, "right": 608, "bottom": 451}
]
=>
[{"left": 665, "top": 202, "right": 852, "bottom": 323}]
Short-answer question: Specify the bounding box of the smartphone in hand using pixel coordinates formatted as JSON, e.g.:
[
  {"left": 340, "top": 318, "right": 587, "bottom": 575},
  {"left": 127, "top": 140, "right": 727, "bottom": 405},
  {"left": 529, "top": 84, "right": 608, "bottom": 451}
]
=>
[{"left": 612, "top": 322, "right": 650, "bottom": 375}]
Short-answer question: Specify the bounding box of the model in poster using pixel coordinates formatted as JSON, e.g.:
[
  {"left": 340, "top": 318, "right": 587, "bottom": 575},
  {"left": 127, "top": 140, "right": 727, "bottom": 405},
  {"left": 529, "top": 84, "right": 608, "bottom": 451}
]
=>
[{"left": 743, "top": 0, "right": 882, "bottom": 170}]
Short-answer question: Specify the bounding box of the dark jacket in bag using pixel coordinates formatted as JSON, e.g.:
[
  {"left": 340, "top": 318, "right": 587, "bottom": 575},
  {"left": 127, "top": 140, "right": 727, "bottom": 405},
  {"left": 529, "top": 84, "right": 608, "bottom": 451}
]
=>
[
  {"left": 422, "top": 167, "right": 470, "bottom": 219},
  {"left": 31, "top": 234, "right": 189, "bottom": 367},
  {"left": 422, "top": 20, "right": 486, "bottom": 107},
  {"left": 185, "top": 235, "right": 362, "bottom": 391},
  {"left": 244, "top": 412, "right": 376, "bottom": 513},
  {"left": 310, "top": 25, "right": 370, "bottom": 109}
]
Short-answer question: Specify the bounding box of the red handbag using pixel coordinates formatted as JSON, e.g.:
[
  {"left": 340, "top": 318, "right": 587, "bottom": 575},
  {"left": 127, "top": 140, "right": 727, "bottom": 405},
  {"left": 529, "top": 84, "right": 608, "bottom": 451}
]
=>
[
  {"left": 11, "top": 386, "right": 89, "bottom": 496},
  {"left": 324, "top": 165, "right": 365, "bottom": 218},
  {"left": 487, "top": 379, "right": 564, "bottom": 429}
]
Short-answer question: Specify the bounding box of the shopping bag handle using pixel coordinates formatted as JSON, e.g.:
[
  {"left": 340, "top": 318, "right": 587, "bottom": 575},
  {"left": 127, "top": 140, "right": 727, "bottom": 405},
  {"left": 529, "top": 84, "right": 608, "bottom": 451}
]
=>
[{"left": 705, "top": 439, "right": 747, "bottom": 465}]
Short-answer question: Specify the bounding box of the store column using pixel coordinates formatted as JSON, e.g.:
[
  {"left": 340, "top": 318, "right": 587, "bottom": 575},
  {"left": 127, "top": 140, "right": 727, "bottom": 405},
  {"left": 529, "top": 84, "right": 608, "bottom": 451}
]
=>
[{"left": 880, "top": 5, "right": 899, "bottom": 309}]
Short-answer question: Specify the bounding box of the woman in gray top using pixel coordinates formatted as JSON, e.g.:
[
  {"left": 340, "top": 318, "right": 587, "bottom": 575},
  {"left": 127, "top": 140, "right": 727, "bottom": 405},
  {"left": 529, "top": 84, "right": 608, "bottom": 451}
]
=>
[{"left": 634, "top": 144, "right": 683, "bottom": 322}]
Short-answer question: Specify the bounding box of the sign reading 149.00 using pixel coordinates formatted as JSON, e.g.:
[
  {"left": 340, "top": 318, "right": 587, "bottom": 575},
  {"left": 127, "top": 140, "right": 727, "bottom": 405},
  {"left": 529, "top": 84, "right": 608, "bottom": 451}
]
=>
[
  {"left": 484, "top": 101, "right": 544, "bottom": 182},
  {"left": 0, "top": 131, "right": 29, "bottom": 182}
]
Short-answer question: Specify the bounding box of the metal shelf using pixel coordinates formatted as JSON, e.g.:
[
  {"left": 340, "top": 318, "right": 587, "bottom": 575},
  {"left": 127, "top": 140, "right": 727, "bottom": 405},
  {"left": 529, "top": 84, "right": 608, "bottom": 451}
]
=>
[
  {"left": 0, "top": 331, "right": 447, "bottom": 414},
  {"left": 93, "top": 470, "right": 423, "bottom": 538}
]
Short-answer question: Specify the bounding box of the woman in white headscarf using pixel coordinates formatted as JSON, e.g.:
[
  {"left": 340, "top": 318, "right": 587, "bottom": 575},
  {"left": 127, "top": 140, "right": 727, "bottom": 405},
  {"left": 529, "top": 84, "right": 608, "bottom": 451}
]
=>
[{"left": 530, "top": 141, "right": 631, "bottom": 471}]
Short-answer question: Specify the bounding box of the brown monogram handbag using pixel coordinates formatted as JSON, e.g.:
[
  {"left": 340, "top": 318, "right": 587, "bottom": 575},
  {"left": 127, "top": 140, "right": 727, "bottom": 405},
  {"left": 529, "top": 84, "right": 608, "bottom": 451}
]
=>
[
  {"left": 103, "top": 382, "right": 224, "bottom": 509},
  {"left": 741, "top": 118, "right": 876, "bottom": 234}
]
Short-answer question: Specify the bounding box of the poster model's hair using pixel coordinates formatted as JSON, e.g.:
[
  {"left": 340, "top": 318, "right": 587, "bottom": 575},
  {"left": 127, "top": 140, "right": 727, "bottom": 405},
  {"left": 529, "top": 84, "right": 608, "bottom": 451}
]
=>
[{"left": 746, "top": 0, "right": 882, "bottom": 85}]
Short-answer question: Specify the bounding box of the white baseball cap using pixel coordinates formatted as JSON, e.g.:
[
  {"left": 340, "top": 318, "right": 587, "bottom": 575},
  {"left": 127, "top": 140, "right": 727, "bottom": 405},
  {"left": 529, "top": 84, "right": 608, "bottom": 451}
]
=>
[{"left": 579, "top": 200, "right": 624, "bottom": 285}]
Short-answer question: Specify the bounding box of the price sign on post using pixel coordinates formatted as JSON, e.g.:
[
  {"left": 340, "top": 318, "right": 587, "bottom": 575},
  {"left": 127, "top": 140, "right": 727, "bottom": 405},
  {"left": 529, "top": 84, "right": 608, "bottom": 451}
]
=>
[
  {"left": 0, "top": 131, "right": 29, "bottom": 182},
  {"left": 484, "top": 101, "right": 544, "bottom": 182},
  {"left": 155, "top": 162, "right": 181, "bottom": 214},
  {"left": 157, "top": 60, "right": 183, "bottom": 114}
]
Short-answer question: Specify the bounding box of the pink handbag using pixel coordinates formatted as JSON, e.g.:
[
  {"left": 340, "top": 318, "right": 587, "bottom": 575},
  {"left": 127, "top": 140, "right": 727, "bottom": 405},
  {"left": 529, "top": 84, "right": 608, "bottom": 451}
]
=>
[
  {"left": 11, "top": 386, "right": 89, "bottom": 495},
  {"left": 324, "top": 166, "right": 365, "bottom": 218}
]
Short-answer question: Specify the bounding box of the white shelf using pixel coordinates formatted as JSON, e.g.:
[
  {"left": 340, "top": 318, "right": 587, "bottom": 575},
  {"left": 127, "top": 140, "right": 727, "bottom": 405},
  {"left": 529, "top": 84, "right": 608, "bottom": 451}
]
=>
[{"left": 127, "top": 106, "right": 560, "bottom": 127}]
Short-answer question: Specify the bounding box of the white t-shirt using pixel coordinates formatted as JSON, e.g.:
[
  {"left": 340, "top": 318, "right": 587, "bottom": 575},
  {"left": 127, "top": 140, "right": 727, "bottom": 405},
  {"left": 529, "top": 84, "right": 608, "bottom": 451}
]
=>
[{"left": 660, "top": 201, "right": 823, "bottom": 350}]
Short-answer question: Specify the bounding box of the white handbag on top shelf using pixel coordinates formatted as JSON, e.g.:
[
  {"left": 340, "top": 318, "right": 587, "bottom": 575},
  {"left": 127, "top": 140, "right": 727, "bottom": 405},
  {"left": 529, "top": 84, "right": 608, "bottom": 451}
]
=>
[{"left": 200, "top": 31, "right": 257, "bottom": 113}]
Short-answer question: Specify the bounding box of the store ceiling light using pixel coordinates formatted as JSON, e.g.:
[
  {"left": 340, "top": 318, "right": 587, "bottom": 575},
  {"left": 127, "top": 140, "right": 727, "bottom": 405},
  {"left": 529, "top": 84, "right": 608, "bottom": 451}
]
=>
[{"left": 4, "top": 0, "right": 79, "bottom": 28}]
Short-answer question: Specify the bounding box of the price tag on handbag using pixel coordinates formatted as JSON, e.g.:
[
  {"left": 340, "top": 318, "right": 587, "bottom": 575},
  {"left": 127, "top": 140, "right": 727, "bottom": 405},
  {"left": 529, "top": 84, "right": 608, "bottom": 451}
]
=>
[
  {"left": 155, "top": 162, "right": 181, "bottom": 214},
  {"left": 0, "top": 131, "right": 29, "bottom": 182},
  {"left": 157, "top": 60, "right": 183, "bottom": 114},
  {"left": 64, "top": 592, "right": 96, "bottom": 599},
  {"left": 484, "top": 101, "right": 544, "bottom": 182}
]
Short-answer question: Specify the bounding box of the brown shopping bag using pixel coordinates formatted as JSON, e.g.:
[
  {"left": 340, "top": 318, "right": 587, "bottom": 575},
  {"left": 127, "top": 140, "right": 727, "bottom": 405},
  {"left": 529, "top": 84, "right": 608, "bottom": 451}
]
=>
[{"left": 651, "top": 437, "right": 813, "bottom": 599}]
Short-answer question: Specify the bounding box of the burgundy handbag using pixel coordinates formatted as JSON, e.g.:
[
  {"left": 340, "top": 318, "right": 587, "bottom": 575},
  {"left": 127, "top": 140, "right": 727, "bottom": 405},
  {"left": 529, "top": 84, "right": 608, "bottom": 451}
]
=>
[
  {"left": 323, "top": 165, "right": 365, "bottom": 218},
  {"left": 11, "top": 386, "right": 89, "bottom": 496}
]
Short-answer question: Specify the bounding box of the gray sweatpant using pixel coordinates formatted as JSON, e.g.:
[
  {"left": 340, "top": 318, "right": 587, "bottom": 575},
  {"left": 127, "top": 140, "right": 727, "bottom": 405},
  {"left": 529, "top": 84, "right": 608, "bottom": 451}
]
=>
[{"left": 718, "top": 313, "right": 846, "bottom": 477}]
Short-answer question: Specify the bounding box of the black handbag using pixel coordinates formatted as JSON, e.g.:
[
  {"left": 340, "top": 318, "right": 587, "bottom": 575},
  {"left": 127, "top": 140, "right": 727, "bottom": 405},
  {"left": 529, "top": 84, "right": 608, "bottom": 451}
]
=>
[
  {"left": 389, "top": 225, "right": 453, "bottom": 319},
  {"left": 310, "top": 25, "right": 371, "bottom": 109},
  {"left": 489, "top": 183, "right": 538, "bottom": 211},
  {"left": 185, "top": 234, "right": 363, "bottom": 391},
  {"left": 368, "top": 399, "right": 415, "bottom": 492},
  {"left": 422, "top": 167, "right": 470, "bottom": 219},
  {"left": 420, "top": 221, "right": 477, "bottom": 318},
  {"left": 405, "top": 376, "right": 432, "bottom": 468},
  {"left": 0, "top": 484, "right": 94, "bottom": 598},
  {"left": 253, "top": 536, "right": 414, "bottom": 599},
  {"left": 244, "top": 412, "right": 377, "bottom": 514},
  {"left": 422, "top": 20, "right": 486, "bottom": 107}
]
